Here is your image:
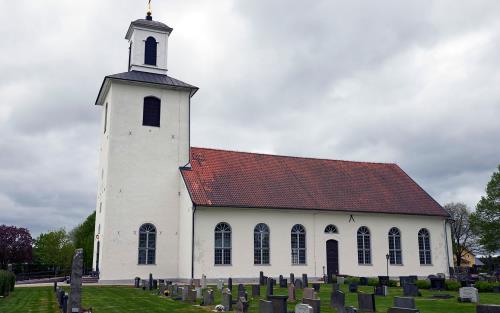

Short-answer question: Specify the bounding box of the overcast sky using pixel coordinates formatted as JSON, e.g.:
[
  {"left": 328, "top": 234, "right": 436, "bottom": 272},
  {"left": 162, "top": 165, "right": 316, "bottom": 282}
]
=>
[{"left": 1, "top": 0, "right": 499, "bottom": 236}]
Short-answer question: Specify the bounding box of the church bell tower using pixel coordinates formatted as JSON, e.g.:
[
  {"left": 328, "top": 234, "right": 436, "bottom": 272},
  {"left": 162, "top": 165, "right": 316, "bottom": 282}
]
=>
[{"left": 92, "top": 7, "right": 198, "bottom": 282}]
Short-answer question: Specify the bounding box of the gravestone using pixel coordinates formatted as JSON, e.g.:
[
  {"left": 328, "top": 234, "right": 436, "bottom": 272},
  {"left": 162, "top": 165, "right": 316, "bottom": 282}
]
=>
[
  {"left": 238, "top": 284, "right": 247, "bottom": 300},
  {"left": 252, "top": 284, "right": 260, "bottom": 297},
  {"left": 295, "top": 279, "right": 304, "bottom": 289},
  {"left": 280, "top": 277, "right": 288, "bottom": 288},
  {"left": 235, "top": 297, "right": 249, "bottom": 313},
  {"left": 312, "top": 283, "right": 320, "bottom": 292},
  {"left": 378, "top": 276, "right": 389, "bottom": 286},
  {"left": 387, "top": 308, "right": 419, "bottom": 313},
  {"left": 260, "top": 271, "right": 265, "bottom": 285},
  {"left": 134, "top": 277, "right": 140, "bottom": 288},
  {"left": 228, "top": 278, "right": 233, "bottom": 292},
  {"left": 459, "top": 287, "right": 479, "bottom": 303},
  {"left": 149, "top": 273, "right": 153, "bottom": 290},
  {"left": 403, "top": 284, "right": 420, "bottom": 297},
  {"left": 268, "top": 295, "right": 288, "bottom": 313},
  {"left": 196, "top": 287, "right": 203, "bottom": 299},
  {"left": 437, "top": 273, "right": 446, "bottom": 278},
  {"left": 201, "top": 274, "right": 207, "bottom": 289},
  {"left": 344, "top": 306, "right": 358, "bottom": 313},
  {"left": 430, "top": 277, "right": 445, "bottom": 290},
  {"left": 476, "top": 304, "right": 500, "bottom": 313},
  {"left": 394, "top": 296, "right": 416, "bottom": 309},
  {"left": 68, "top": 248, "right": 83, "bottom": 313},
  {"left": 337, "top": 277, "right": 345, "bottom": 285},
  {"left": 53, "top": 281, "right": 58, "bottom": 292},
  {"left": 266, "top": 277, "right": 274, "bottom": 299},
  {"left": 186, "top": 289, "right": 197, "bottom": 303},
  {"left": 222, "top": 290, "right": 232, "bottom": 311},
  {"left": 332, "top": 283, "right": 340, "bottom": 292},
  {"left": 349, "top": 282, "right": 358, "bottom": 293},
  {"left": 203, "top": 289, "right": 214, "bottom": 306},
  {"left": 330, "top": 290, "right": 345, "bottom": 309},
  {"left": 302, "top": 274, "right": 309, "bottom": 287},
  {"left": 302, "top": 298, "right": 321, "bottom": 313},
  {"left": 303, "top": 287, "right": 316, "bottom": 300},
  {"left": 181, "top": 287, "right": 189, "bottom": 301},
  {"left": 374, "top": 285, "right": 388, "bottom": 296},
  {"left": 153, "top": 279, "right": 158, "bottom": 290},
  {"left": 279, "top": 275, "right": 284, "bottom": 286},
  {"left": 360, "top": 277, "right": 368, "bottom": 286},
  {"left": 62, "top": 293, "right": 69, "bottom": 313},
  {"left": 288, "top": 283, "right": 296, "bottom": 302},
  {"left": 217, "top": 280, "right": 224, "bottom": 290},
  {"left": 193, "top": 279, "right": 201, "bottom": 287},
  {"left": 357, "top": 293, "right": 376, "bottom": 312},
  {"left": 296, "top": 303, "right": 314, "bottom": 313},
  {"left": 290, "top": 273, "right": 295, "bottom": 285},
  {"left": 493, "top": 286, "right": 500, "bottom": 293},
  {"left": 259, "top": 299, "right": 273, "bottom": 313}
]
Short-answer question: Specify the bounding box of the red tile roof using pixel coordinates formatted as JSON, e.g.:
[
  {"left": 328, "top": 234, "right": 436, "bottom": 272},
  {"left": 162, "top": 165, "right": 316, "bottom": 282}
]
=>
[{"left": 180, "top": 147, "right": 448, "bottom": 217}]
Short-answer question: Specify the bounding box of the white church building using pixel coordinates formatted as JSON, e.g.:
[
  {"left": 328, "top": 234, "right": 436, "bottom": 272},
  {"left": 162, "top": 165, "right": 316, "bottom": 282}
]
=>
[{"left": 92, "top": 12, "right": 453, "bottom": 283}]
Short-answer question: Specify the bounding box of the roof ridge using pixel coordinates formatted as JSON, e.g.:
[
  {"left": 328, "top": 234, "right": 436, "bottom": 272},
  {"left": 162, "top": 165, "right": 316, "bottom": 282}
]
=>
[{"left": 191, "top": 146, "right": 398, "bottom": 166}]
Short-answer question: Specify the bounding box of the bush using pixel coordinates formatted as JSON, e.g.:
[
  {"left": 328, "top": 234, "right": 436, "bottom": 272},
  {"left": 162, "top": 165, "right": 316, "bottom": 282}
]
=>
[
  {"left": 388, "top": 280, "right": 398, "bottom": 287},
  {"left": 367, "top": 278, "right": 379, "bottom": 286},
  {"left": 445, "top": 280, "right": 460, "bottom": 291},
  {"left": 474, "top": 281, "right": 500, "bottom": 292},
  {"left": 345, "top": 276, "right": 360, "bottom": 284},
  {"left": 0, "top": 270, "right": 16, "bottom": 296},
  {"left": 416, "top": 279, "right": 431, "bottom": 289}
]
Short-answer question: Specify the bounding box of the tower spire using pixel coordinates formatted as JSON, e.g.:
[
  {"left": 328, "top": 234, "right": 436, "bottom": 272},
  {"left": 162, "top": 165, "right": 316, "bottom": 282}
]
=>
[{"left": 146, "top": 0, "right": 153, "bottom": 20}]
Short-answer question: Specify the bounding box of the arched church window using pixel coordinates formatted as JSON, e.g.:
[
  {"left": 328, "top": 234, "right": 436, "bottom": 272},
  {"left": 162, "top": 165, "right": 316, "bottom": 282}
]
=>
[
  {"left": 388, "top": 227, "right": 402, "bottom": 265},
  {"left": 357, "top": 226, "right": 371, "bottom": 264},
  {"left": 254, "top": 223, "right": 270, "bottom": 265},
  {"left": 138, "top": 223, "right": 156, "bottom": 265},
  {"left": 291, "top": 224, "right": 306, "bottom": 264},
  {"left": 144, "top": 36, "right": 157, "bottom": 66},
  {"left": 324, "top": 224, "right": 338, "bottom": 234},
  {"left": 215, "top": 222, "right": 231, "bottom": 265},
  {"left": 418, "top": 228, "right": 432, "bottom": 265},
  {"left": 143, "top": 96, "right": 161, "bottom": 127}
]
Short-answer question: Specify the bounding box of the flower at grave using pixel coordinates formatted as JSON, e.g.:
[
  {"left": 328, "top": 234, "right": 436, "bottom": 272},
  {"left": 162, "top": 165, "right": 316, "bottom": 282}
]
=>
[{"left": 215, "top": 304, "right": 225, "bottom": 311}]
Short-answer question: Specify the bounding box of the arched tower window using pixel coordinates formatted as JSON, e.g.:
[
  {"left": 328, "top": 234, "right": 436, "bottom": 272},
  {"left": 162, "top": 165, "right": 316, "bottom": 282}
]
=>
[
  {"left": 291, "top": 224, "right": 306, "bottom": 264},
  {"left": 418, "top": 228, "right": 432, "bottom": 265},
  {"left": 215, "top": 222, "right": 231, "bottom": 265},
  {"left": 357, "top": 226, "right": 371, "bottom": 264},
  {"left": 143, "top": 96, "right": 161, "bottom": 127},
  {"left": 138, "top": 223, "right": 156, "bottom": 265},
  {"left": 144, "top": 36, "right": 157, "bottom": 66},
  {"left": 324, "top": 224, "right": 338, "bottom": 234},
  {"left": 388, "top": 227, "right": 402, "bottom": 265},
  {"left": 254, "top": 223, "right": 270, "bottom": 265}
]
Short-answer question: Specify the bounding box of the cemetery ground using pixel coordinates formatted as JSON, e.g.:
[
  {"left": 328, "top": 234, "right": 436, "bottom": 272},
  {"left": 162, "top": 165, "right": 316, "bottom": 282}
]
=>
[{"left": 1, "top": 284, "right": 500, "bottom": 313}]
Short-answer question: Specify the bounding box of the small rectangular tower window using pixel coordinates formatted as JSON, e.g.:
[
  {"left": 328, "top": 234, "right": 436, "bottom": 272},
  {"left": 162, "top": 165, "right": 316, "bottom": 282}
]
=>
[{"left": 142, "top": 96, "right": 161, "bottom": 127}]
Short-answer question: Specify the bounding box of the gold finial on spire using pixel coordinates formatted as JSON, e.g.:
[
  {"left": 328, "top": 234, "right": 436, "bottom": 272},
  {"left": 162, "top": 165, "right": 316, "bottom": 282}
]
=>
[{"left": 146, "top": 0, "right": 152, "bottom": 18}]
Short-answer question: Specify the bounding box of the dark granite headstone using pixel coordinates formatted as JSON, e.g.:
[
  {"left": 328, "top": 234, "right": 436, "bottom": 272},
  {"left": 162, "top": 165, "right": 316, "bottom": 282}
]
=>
[
  {"left": 280, "top": 277, "right": 288, "bottom": 288},
  {"left": 68, "top": 248, "right": 83, "bottom": 313},
  {"left": 252, "top": 284, "right": 260, "bottom": 297},
  {"left": 357, "top": 293, "right": 376, "bottom": 312},
  {"left": 378, "top": 276, "right": 389, "bottom": 286},
  {"left": 476, "top": 304, "right": 500, "bottom": 313},
  {"left": 330, "top": 290, "right": 345, "bottom": 309},
  {"left": 302, "top": 274, "right": 309, "bottom": 287},
  {"left": 238, "top": 284, "right": 248, "bottom": 300},
  {"left": 295, "top": 278, "right": 304, "bottom": 289},
  {"left": 266, "top": 278, "right": 274, "bottom": 299},
  {"left": 403, "top": 284, "right": 420, "bottom": 297},
  {"left": 430, "top": 277, "right": 445, "bottom": 290},
  {"left": 349, "top": 282, "right": 358, "bottom": 293},
  {"left": 53, "top": 281, "right": 58, "bottom": 292},
  {"left": 332, "top": 283, "right": 340, "bottom": 292},
  {"left": 260, "top": 271, "right": 265, "bottom": 285},
  {"left": 303, "top": 298, "right": 321, "bottom": 313},
  {"left": 290, "top": 273, "right": 295, "bottom": 285},
  {"left": 360, "top": 277, "right": 368, "bottom": 286},
  {"left": 228, "top": 278, "right": 233, "bottom": 293},
  {"left": 134, "top": 277, "right": 140, "bottom": 288},
  {"left": 268, "top": 295, "right": 288, "bottom": 313},
  {"left": 62, "top": 293, "right": 69, "bottom": 313},
  {"left": 153, "top": 279, "right": 158, "bottom": 290},
  {"left": 374, "top": 285, "right": 388, "bottom": 296},
  {"left": 149, "top": 273, "right": 153, "bottom": 290},
  {"left": 259, "top": 299, "right": 273, "bottom": 313},
  {"left": 394, "top": 296, "right": 416, "bottom": 309},
  {"left": 312, "top": 283, "right": 320, "bottom": 292}
]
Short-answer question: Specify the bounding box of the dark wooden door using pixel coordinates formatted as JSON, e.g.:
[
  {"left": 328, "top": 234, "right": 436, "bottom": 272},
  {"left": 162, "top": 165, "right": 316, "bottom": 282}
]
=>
[
  {"left": 96, "top": 241, "right": 100, "bottom": 273},
  {"left": 326, "top": 239, "right": 339, "bottom": 277}
]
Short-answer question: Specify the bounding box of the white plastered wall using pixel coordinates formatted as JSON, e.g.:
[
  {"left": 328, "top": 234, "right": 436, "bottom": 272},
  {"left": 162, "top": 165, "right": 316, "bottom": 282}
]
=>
[
  {"left": 93, "top": 80, "right": 190, "bottom": 282},
  {"left": 193, "top": 207, "right": 453, "bottom": 280}
]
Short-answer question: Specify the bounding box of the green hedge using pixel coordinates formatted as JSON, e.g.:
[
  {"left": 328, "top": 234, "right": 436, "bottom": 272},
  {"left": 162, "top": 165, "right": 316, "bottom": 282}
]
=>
[
  {"left": 445, "top": 280, "right": 461, "bottom": 291},
  {"left": 474, "top": 281, "right": 500, "bottom": 292},
  {"left": 416, "top": 279, "right": 431, "bottom": 289},
  {"left": 0, "top": 270, "right": 16, "bottom": 297}
]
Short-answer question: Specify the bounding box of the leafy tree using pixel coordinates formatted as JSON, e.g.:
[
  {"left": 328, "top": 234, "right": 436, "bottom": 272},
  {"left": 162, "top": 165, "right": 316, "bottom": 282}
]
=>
[
  {"left": 0, "top": 225, "right": 33, "bottom": 269},
  {"left": 70, "top": 211, "right": 95, "bottom": 271},
  {"left": 443, "top": 203, "right": 478, "bottom": 266},
  {"left": 33, "top": 229, "right": 74, "bottom": 273},
  {"left": 471, "top": 164, "right": 500, "bottom": 257}
]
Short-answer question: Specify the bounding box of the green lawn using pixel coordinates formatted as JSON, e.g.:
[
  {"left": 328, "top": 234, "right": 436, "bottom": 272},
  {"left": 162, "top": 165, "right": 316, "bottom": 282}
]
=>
[{"left": 1, "top": 284, "right": 499, "bottom": 313}]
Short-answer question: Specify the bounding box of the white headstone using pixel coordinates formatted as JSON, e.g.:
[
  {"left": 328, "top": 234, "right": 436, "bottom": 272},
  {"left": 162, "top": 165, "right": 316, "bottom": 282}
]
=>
[
  {"left": 295, "top": 303, "right": 314, "bottom": 313},
  {"left": 217, "top": 280, "right": 224, "bottom": 290},
  {"left": 459, "top": 287, "right": 479, "bottom": 303},
  {"left": 196, "top": 287, "right": 203, "bottom": 299},
  {"left": 337, "top": 277, "right": 345, "bottom": 285},
  {"left": 201, "top": 274, "right": 207, "bottom": 289}
]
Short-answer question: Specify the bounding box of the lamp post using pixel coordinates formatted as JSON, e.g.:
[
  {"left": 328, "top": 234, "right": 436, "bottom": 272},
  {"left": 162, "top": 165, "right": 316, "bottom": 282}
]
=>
[{"left": 386, "top": 253, "right": 390, "bottom": 277}]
